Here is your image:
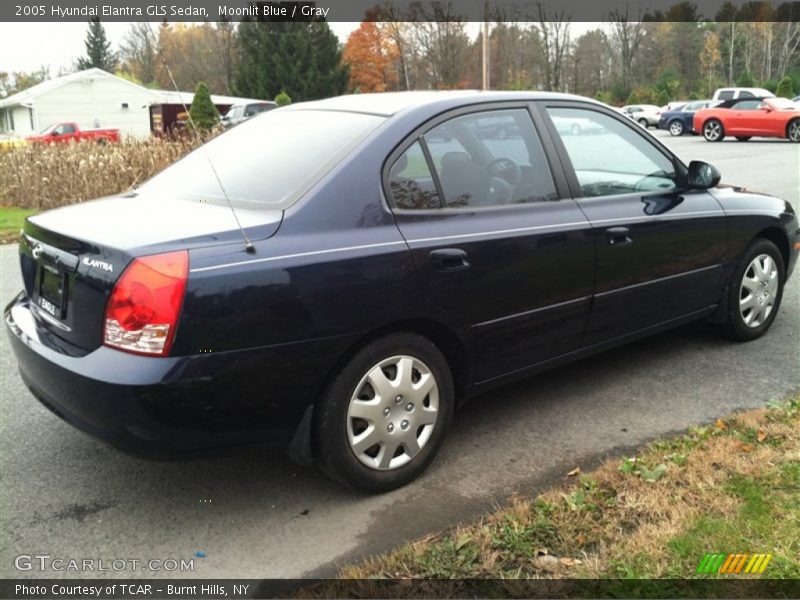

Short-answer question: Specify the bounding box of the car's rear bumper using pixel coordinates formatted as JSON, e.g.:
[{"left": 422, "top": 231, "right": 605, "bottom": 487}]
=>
[{"left": 5, "top": 292, "right": 344, "bottom": 458}]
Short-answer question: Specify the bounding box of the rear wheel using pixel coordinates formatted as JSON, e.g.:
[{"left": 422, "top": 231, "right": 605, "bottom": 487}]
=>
[
  {"left": 788, "top": 119, "right": 800, "bottom": 142},
  {"left": 719, "top": 239, "right": 784, "bottom": 341},
  {"left": 668, "top": 120, "right": 684, "bottom": 136},
  {"left": 703, "top": 119, "right": 725, "bottom": 142},
  {"left": 313, "top": 333, "right": 454, "bottom": 492},
  {"left": 638, "top": 118, "right": 648, "bottom": 128},
  {"left": 735, "top": 136, "right": 752, "bottom": 141}
]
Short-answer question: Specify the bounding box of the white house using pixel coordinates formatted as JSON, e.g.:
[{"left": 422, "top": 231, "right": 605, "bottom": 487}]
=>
[{"left": 0, "top": 68, "right": 162, "bottom": 137}]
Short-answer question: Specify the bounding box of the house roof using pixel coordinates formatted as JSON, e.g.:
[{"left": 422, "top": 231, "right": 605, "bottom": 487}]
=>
[
  {"left": 0, "top": 68, "right": 162, "bottom": 109},
  {"left": 0, "top": 68, "right": 267, "bottom": 110},
  {"left": 153, "top": 90, "right": 269, "bottom": 107}
]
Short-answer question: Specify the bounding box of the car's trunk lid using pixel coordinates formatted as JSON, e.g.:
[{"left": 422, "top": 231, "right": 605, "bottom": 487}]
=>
[{"left": 18, "top": 192, "right": 282, "bottom": 355}]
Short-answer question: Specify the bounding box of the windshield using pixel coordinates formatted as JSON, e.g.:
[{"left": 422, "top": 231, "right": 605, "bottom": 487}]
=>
[
  {"left": 140, "top": 109, "right": 385, "bottom": 209},
  {"left": 39, "top": 124, "right": 56, "bottom": 134}
]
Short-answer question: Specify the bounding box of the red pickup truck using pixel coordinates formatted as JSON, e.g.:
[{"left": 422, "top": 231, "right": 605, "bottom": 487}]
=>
[{"left": 26, "top": 122, "right": 120, "bottom": 144}]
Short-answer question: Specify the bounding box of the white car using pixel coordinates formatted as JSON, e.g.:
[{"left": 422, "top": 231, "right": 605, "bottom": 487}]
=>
[
  {"left": 712, "top": 87, "right": 775, "bottom": 101},
  {"left": 621, "top": 104, "right": 661, "bottom": 128}
]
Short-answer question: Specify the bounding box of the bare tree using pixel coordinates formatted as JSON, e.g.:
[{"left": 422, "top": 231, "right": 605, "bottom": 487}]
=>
[
  {"left": 533, "top": 3, "right": 571, "bottom": 91},
  {"left": 608, "top": 7, "right": 646, "bottom": 98},
  {"left": 119, "top": 23, "right": 157, "bottom": 84}
]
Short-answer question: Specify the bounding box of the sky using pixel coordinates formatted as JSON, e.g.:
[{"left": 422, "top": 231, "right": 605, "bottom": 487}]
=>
[
  {"left": 0, "top": 22, "right": 361, "bottom": 74},
  {"left": 0, "top": 21, "right": 600, "bottom": 76}
]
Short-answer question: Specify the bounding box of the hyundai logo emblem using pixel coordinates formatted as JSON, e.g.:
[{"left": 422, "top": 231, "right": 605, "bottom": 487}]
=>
[{"left": 32, "top": 244, "right": 43, "bottom": 260}]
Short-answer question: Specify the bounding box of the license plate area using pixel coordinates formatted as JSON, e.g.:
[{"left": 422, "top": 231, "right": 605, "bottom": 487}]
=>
[{"left": 37, "top": 265, "right": 67, "bottom": 319}]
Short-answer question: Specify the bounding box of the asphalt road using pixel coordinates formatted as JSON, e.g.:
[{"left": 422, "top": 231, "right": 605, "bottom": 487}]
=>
[{"left": 0, "top": 131, "right": 798, "bottom": 580}]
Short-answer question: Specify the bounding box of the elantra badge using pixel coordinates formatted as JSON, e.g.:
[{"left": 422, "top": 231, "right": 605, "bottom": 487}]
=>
[{"left": 82, "top": 257, "right": 114, "bottom": 272}]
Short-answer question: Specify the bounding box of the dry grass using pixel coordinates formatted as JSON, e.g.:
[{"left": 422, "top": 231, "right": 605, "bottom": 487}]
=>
[
  {"left": 312, "top": 393, "right": 800, "bottom": 592},
  {"left": 0, "top": 132, "right": 215, "bottom": 210}
]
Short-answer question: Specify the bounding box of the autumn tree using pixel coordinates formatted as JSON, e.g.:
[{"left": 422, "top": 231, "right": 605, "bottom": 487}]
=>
[
  {"left": 342, "top": 21, "right": 399, "bottom": 93},
  {"left": 700, "top": 31, "right": 722, "bottom": 95}
]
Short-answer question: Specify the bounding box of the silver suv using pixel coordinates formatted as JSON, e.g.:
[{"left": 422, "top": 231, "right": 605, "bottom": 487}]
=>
[{"left": 221, "top": 101, "right": 277, "bottom": 128}]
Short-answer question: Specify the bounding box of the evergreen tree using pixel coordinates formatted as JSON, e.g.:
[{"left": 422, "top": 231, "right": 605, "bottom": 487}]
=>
[
  {"left": 77, "top": 18, "right": 117, "bottom": 72},
  {"left": 235, "top": 14, "right": 348, "bottom": 102},
  {"left": 775, "top": 76, "right": 794, "bottom": 99},
  {"left": 189, "top": 82, "right": 220, "bottom": 130}
]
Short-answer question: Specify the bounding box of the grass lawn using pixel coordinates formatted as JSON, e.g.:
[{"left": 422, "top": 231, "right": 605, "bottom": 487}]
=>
[
  {"left": 0, "top": 206, "right": 36, "bottom": 244},
  {"left": 301, "top": 394, "right": 800, "bottom": 597}
]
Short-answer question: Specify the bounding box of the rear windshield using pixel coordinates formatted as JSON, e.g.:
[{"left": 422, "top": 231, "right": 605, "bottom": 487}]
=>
[{"left": 140, "top": 110, "right": 385, "bottom": 209}]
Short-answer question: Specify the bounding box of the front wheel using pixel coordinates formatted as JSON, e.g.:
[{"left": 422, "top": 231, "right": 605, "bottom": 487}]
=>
[
  {"left": 638, "top": 118, "right": 648, "bottom": 128},
  {"left": 312, "top": 333, "right": 454, "bottom": 492},
  {"left": 669, "top": 120, "right": 684, "bottom": 136},
  {"left": 703, "top": 119, "right": 725, "bottom": 142},
  {"left": 719, "top": 239, "right": 785, "bottom": 341},
  {"left": 787, "top": 119, "right": 800, "bottom": 142}
]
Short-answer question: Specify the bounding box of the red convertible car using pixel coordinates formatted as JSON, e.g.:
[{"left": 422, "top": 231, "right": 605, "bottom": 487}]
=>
[{"left": 694, "top": 97, "right": 800, "bottom": 142}]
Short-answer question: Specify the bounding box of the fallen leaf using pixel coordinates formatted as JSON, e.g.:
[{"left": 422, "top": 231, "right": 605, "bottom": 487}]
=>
[
  {"left": 575, "top": 534, "right": 586, "bottom": 546},
  {"left": 740, "top": 443, "right": 754, "bottom": 453},
  {"left": 757, "top": 429, "right": 767, "bottom": 443},
  {"left": 567, "top": 467, "right": 581, "bottom": 477},
  {"left": 715, "top": 418, "right": 727, "bottom": 430},
  {"left": 559, "top": 557, "right": 576, "bottom": 566}
]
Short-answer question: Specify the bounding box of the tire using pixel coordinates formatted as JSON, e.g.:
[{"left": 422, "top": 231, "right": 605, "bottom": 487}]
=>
[
  {"left": 703, "top": 119, "right": 725, "bottom": 142},
  {"left": 787, "top": 119, "right": 800, "bottom": 142},
  {"left": 312, "top": 333, "right": 454, "bottom": 492},
  {"left": 638, "top": 118, "right": 648, "bottom": 128},
  {"left": 719, "top": 239, "right": 785, "bottom": 342},
  {"left": 735, "top": 136, "right": 752, "bottom": 141},
  {"left": 668, "top": 120, "right": 684, "bottom": 136}
]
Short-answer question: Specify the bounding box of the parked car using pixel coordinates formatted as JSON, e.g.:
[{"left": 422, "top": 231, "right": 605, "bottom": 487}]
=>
[
  {"left": 26, "top": 122, "right": 120, "bottom": 144},
  {"left": 221, "top": 101, "right": 277, "bottom": 128},
  {"left": 712, "top": 87, "right": 774, "bottom": 101},
  {"left": 7, "top": 92, "right": 798, "bottom": 491},
  {"left": 661, "top": 100, "right": 689, "bottom": 113},
  {"left": 658, "top": 99, "right": 718, "bottom": 136},
  {"left": 694, "top": 96, "right": 800, "bottom": 142},
  {"left": 621, "top": 104, "right": 661, "bottom": 128}
]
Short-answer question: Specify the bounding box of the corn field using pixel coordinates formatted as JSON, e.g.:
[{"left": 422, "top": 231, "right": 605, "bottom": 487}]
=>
[{"left": 0, "top": 134, "right": 211, "bottom": 210}]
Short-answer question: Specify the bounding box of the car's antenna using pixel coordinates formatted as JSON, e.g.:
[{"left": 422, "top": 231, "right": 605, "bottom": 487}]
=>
[{"left": 144, "top": 19, "right": 255, "bottom": 254}]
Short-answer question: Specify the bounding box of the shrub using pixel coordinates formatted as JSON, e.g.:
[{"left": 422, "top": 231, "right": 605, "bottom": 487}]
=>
[
  {"left": 189, "top": 82, "right": 220, "bottom": 130},
  {"left": 274, "top": 91, "right": 292, "bottom": 106},
  {"left": 735, "top": 71, "right": 755, "bottom": 87},
  {"left": 775, "top": 76, "right": 794, "bottom": 98}
]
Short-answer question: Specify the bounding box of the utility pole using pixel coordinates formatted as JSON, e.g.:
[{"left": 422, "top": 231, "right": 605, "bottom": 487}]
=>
[{"left": 482, "top": 20, "right": 490, "bottom": 90}]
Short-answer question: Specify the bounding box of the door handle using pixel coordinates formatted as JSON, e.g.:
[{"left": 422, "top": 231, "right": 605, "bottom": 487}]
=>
[
  {"left": 429, "top": 248, "right": 470, "bottom": 271},
  {"left": 606, "top": 226, "right": 632, "bottom": 247}
]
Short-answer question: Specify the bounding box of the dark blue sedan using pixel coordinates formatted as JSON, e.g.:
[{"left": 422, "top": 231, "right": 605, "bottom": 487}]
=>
[
  {"left": 658, "top": 99, "right": 719, "bottom": 135},
  {"left": 6, "top": 92, "right": 799, "bottom": 491}
]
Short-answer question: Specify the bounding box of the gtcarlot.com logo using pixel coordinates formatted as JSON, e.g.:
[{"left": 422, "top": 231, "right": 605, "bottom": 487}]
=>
[
  {"left": 15, "top": 554, "right": 195, "bottom": 572},
  {"left": 697, "top": 552, "right": 772, "bottom": 575}
]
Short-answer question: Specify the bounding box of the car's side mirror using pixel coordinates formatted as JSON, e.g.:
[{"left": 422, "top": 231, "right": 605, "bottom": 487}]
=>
[{"left": 687, "top": 160, "right": 721, "bottom": 190}]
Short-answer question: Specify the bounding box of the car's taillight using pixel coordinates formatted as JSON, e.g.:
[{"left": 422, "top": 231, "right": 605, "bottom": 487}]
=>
[{"left": 103, "top": 250, "right": 188, "bottom": 356}]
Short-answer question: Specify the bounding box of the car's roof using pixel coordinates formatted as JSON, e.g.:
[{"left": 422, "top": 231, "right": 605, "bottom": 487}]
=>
[{"left": 283, "top": 90, "right": 601, "bottom": 117}]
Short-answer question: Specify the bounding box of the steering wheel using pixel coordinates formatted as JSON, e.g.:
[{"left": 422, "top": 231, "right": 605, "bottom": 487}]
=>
[
  {"left": 485, "top": 157, "right": 521, "bottom": 204},
  {"left": 485, "top": 157, "right": 521, "bottom": 186}
]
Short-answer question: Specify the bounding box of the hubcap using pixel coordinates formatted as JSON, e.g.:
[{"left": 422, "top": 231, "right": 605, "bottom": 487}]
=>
[
  {"left": 705, "top": 121, "right": 720, "bottom": 140},
  {"left": 739, "top": 254, "right": 778, "bottom": 328},
  {"left": 789, "top": 122, "right": 800, "bottom": 142},
  {"left": 670, "top": 121, "right": 682, "bottom": 135},
  {"left": 346, "top": 355, "right": 439, "bottom": 471}
]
